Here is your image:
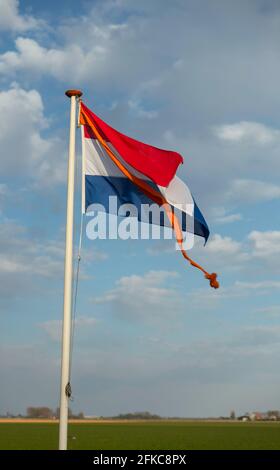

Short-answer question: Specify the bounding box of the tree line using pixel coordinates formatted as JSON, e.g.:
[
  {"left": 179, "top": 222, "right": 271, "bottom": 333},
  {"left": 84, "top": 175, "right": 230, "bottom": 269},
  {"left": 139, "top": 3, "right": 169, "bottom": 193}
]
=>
[{"left": 26, "top": 407, "right": 84, "bottom": 419}]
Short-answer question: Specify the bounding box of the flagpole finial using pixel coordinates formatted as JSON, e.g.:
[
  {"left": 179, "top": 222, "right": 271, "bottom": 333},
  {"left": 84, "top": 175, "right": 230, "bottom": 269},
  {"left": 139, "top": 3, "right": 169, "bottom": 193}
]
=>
[{"left": 65, "top": 89, "right": 83, "bottom": 98}]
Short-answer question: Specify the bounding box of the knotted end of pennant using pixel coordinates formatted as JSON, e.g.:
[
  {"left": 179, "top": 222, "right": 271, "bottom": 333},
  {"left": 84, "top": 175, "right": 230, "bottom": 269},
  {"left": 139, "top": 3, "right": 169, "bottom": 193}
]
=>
[{"left": 205, "top": 272, "right": 219, "bottom": 289}]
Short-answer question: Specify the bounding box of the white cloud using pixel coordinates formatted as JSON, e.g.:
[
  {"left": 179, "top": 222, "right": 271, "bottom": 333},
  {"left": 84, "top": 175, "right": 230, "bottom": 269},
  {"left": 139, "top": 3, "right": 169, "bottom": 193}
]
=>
[
  {"left": 205, "top": 234, "right": 242, "bottom": 255},
  {"left": 255, "top": 305, "right": 280, "bottom": 317},
  {"left": 249, "top": 230, "right": 280, "bottom": 257},
  {"left": 214, "top": 213, "right": 242, "bottom": 224},
  {"left": 0, "top": 219, "right": 109, "bottom": 298},
  {"left": 83, "top": 247, "right": 109, "bottom": 263},
  {"left": 235, "top": 280, "right": 280, "bottom": 290},
  {"left": 236, "top": 325, "right": 280, "bottom": 347},
  {"left": 0, "top": 183, "right": 8, "bottom": 215},
  {"left": 0, "top": 30, "right": 119, "bottom": 83},
  {"left": 147, "top": 232, "right": 250, "bottom": 277},
  {"left": 0, "top": 0, "right": 40, "bottom": 32},
  {"left": 0, "top": 37, "right": 95, "bottom": 81},
  {"left": 148, "top": 232, "right": 252, "bottom": 274},
  {"left": 0, "top": 183, "right": 8, "bottom": 195},
  {"left": 163, "top": 123, "right": 280, "bottom": 210},
  {"left": 128, "top": 99, "right": 158, "bottom": 119},
  {"left": 193, "top": 230, "right": 280, "bottom": 275},
  {"left": 39, "top": 316, "right": 97, "bottom": 341},
  {"left": 0, "top": 220, "right": 64, "bottom": 279},
  {"left": 227, "top": 179, "right": 280, "bottom": 203},
  {"left": 0, "top": 84, "right": 66, "bottom": 185},
  {"left": 189, "top": 278, "right": 280, "bottom": 309},
  {"left": 93, "top": 270, "right": 181, "bottom": 321},
  {"left": 214, "top": 121, "right": 280, "bottom": 144},
  {"left": 146, "top": 240, "right": 174, "bottom": 256}
]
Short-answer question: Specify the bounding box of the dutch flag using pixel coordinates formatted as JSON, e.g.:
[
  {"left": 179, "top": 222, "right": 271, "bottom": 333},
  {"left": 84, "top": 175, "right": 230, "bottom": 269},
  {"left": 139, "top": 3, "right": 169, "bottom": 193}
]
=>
[{"left": 79, "top": 102, "right": 218, "bottom": 288}]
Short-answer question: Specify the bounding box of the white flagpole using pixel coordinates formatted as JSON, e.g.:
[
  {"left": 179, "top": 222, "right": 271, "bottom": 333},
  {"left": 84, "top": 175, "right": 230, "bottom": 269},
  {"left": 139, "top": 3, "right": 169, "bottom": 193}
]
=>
[{"left": 59, "top": 89, "right": 83, "bottom": 450}]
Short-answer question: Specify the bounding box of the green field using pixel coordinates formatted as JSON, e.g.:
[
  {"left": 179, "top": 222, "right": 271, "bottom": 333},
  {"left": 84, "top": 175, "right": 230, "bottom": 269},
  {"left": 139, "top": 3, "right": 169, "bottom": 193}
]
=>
[{"left": 0, "top": 421, "right": 279, "bottom": 450}]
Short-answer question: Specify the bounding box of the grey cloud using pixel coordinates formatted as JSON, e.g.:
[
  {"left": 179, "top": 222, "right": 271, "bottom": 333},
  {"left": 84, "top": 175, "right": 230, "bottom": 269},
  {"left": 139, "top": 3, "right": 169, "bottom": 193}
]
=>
[
  {"left": 1, "top": 2, "right": 280, "bottom": 212},
  {"left": 2, "top": 322, "right": 280, "bottom": 416},
  {"left": 0, "top": 219, "right": 108, "bottom": 300}
]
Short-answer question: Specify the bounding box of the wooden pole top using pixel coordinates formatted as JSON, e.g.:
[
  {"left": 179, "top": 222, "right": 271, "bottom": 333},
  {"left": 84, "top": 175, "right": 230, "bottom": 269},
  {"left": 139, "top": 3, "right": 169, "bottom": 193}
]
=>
[{"left": 65, "top": 89, "right": 83, "bottom": 98}]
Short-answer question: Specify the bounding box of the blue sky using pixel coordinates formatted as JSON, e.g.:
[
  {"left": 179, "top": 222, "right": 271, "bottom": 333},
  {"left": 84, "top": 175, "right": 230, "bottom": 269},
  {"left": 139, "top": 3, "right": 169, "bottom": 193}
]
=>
[{"left": 0, "top": 0, "right": 280, "bottom": 418}]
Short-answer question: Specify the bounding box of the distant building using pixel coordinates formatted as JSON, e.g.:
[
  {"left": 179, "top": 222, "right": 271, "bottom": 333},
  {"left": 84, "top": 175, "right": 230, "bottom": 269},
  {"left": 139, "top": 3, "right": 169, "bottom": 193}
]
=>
[
  {"left": 238, "top": 415, "right": 250, "bottom": 422},
  {"left": 250, "top": 412, "right": 267, "bottom": 421}
]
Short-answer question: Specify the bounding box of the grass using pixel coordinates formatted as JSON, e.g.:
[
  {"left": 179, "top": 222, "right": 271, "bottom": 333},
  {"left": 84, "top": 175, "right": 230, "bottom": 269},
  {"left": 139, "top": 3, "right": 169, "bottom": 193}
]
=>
[{"left": 0, "top": 421, "right": 279, "bottom": 450}]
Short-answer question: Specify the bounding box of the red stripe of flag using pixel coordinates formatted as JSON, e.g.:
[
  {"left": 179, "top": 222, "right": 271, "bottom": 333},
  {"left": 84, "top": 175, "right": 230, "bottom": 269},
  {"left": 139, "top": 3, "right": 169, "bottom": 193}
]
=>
[{"left": 80, "top": 102, "right": 183, "bottom": 187}]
